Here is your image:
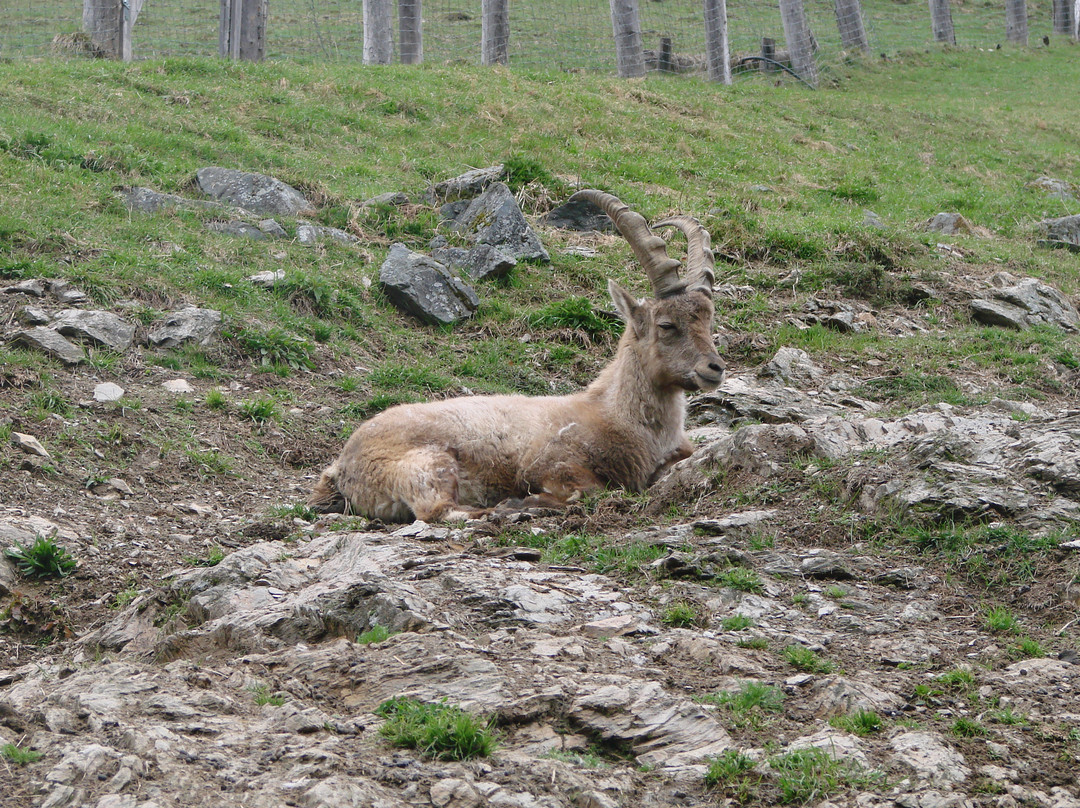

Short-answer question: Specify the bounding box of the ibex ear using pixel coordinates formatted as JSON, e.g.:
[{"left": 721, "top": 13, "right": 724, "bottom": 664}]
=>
[{"left": 608, "top": 280, "right": 648, "bottom": 338}]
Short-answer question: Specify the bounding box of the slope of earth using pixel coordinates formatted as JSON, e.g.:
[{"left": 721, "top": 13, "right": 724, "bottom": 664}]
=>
[{"left": 1, "top": 49, "right": 1080, "bottom": 808}]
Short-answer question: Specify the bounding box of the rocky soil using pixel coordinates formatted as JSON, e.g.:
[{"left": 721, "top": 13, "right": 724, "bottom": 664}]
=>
[{"left": 2, "top": 177, "right": 1080, "bottom": 807}]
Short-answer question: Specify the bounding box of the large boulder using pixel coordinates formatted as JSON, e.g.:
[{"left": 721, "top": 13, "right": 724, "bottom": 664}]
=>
[
  {"left": 379, "top": 243, "right": 479, "bottom": 326},
  {"left": 424, "top": 165, "right": 504, "bottom": 204},
  {"left": 9, "top": 326, "right": 84, "bottom": 364},
  {"left": 1037, "top": 213, "right": 1080, "bottom": 249},
  {"left": 195, "top": 167, "right": 313, "bottom": 217},
  {"left": 970, "top": 273, "right": 1079, "bottom": 331},
  {"left": 448, "top": 183, "right": 550, "bottom": 263}
]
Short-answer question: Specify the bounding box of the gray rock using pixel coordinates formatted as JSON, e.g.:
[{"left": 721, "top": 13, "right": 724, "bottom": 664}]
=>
[
  {"left": 425, "top": 165, "right": 505, "bottom": 203},
  {"left": 10, "top": 431, "right": 50, "bottom": 458},
  {"left": 93, "top": 383, "right": 125, "bottom": 402},
  {"left": 119, "top": 186, "right": 221, "bottom": 214},
  {"left": 971, "top": 275, "right": 1079, "bottom": 331},
  {"left": 448, "top": 183, "right": 550, "bottom": 263},
  {"left": 891, "top": 731, "right": 970, "bottom": 787},
  {"left": 362, "top": 191, "right": 410, "bottom": 207},
  {"left": 460, "top": 243, "right": 518, "bottom": 280},
  {"left": 919, "top": 212, "right": 986, "bottom": 236},
  {"left": 3, "top": 278, "right": 46, "bottom": 297},
  {"left": 248, "top": 269, "right": 285, "bottom": 288},
  {"left": 147, "top": 307, "right": 222, "bottom": 349},
  {"left": 0, "top": 557, "right": 15, "bottom": 597},
  {"left": 10, "top": 326, "right": 85, "bottom": 364},
  {"left": 258, "top": 218, "right": 287, "bottom": 237},
  {"left": 540, "top": 197, "right": 616, "bottom": 232},
  {"left": 17, "top": 306, "right": 51, "bottom": 326},
  {"left": 1038, "top": 213, "right": 1080, "bottom": 249},
  {"left": 379, "top": 243, "right": 479, "bottom": 326},
  {"left": 1028, "top": 176, "right": 1074, "bottom": 202},
  {"left": 205, "top": 220, "right": 266, "bottom": 240},
  {"left": 51, "top": 309, "right": 136, "bottom": 351},
  {"left": 863, "top": 210, "right": 886, "bottom": 228},
  {"left": 47, "top": 279, "right": 90, "bottom": 305},
  {"left": 195, "top": 167, "right": 313, "bottom": 217},
  {"left": 759, "top": 347, "right": 824, "bottom": 386},
  {"left": 296, "top": 223, "right": 359, "bottom": 246}
]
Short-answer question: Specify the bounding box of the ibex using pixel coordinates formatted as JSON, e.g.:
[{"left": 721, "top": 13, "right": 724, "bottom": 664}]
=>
[{"left": 308, "top": 190, "right": 724, "bottom": 522}]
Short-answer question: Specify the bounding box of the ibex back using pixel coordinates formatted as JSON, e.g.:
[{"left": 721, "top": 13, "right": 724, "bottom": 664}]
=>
[{"left": 308, "top": 190, "right": 725, "bottom": 522}]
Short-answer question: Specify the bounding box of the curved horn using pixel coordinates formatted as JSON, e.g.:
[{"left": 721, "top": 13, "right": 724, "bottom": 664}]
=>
[
  {"left": 571, "top": 189, "right": 684, "bottom": 298},
  {"left": 653, "top": 215, "right": 715, "bottom": 296}
]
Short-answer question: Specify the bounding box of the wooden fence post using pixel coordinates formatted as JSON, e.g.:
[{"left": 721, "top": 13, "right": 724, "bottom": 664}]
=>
[
  {"left": 778, "top": 0, "right": 819, "bottom": 87},
  {"left": 928, "top": 0, "right": 956, "bottom": 44},
  {"left": 481, "top": 0, "right": 510, "bottom": 65},
  {"left": 83, "top": 0, "right": 122, "bottom": 57},
  {"left": 399, "top": 0, "right": 423, "bottom": 64},
  {"left": 834, "top": 0, "right": 870, "bottom": 53},
  {"left": 363, "top": 0, "right": 393, "bottom": 64},
  {"left": 1005, "top": 0, "right": 1027, "bottom": 43},
  {"left": 1052, "top": 0, "right": 1072, "bottom": 34},
  {"left": 704, "top": 0, "right": 732, "bottom": 84},
  {"left": 219, "top": 0, "right": 266, "bottom": 60},
  {"left": 609, "top": 0, "right": 645, "bottom": 77}
]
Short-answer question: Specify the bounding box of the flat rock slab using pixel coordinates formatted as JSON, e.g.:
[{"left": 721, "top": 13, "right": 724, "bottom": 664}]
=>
[
  {"left": 379, "top": 243, "right": 479, "bottom": 326},
  {"left": 147, "top": 307, "right": 222, "bottom": 349},
  {"left": 296, "top": 223, "right": 359, "bottom": 246},
  {"left": 120, "top": 186, "right": 222, "bottom": 214},
  {"left": 11, "top": 431, "right": 50, "bottom": 457},
  {"left": 448, "top": 183, "right": 550, "bottom": 263},
  {"left": 425, "top": 165, "right": 505, "bottom": 203},
  {"left": 93, "top": 382, "right": 125, "bottom": 402},
  {"left": 195, "top": 167, "right": 313, "bottom": 217},
  {"left": 10, "top": 326, "right": 85, "bottom": 364},
  {"left": 206, "top": 220, "right": 266, "bottom": 240},
  {"left": 1038, "top": 213, "right": 1080, "bottom": 248},
  {"left": 541, "top": 196, "right": 616, "bottom": 232},
  {"left": 51, "top": 309, "right": 135, "bottom": 352}
]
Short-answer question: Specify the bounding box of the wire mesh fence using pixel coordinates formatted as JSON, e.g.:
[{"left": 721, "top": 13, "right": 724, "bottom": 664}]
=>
[{"left": 0, "top": 0, "right": 1067, "bottom": 80}]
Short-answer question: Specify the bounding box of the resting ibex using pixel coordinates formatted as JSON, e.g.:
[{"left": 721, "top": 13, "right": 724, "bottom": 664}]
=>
[{"left": 308, "top": 190, "right": 724, "bottom": 521}]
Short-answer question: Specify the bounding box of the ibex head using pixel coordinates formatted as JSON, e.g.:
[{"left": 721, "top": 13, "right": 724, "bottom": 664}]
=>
[{"left": 572, "top": 189, "right": 725, "bottom": 393}]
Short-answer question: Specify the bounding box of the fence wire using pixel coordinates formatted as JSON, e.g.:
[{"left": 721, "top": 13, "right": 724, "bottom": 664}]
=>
[{"left": 0, "top": 0, "right": 1065, "bottom": 80}]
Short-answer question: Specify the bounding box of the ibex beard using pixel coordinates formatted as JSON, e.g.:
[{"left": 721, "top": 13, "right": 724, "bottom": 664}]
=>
[{"left": 308, "top": 190, "right": 725, "bottom": 522}]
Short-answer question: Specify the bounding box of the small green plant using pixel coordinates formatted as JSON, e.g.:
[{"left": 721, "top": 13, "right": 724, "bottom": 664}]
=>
[
  {"left": 236, "top": 327, "right": 314, "bottom": 370},
  {"left": 950, "top": 717, "right": 987, "bottom": 737},
  {"left": 829, "top": 709, "right": 883, "bottom": 736},
  {"left": 205, "top": 389, "right": 227, "bottom": 410},
  {"left": 936, "top": 667, "right": 977, "bottom": 692},
  {"left": 700, "top": 681, "right": 785, "bottom": 730},
  {"left": 716, "top": 567, "right": 764, "bottom": 594},
  {"left": 269, "top": 502, "right": 318, "bottom": 522},
  {"left": 28, "top": 388, "right": 70, "bottom": 417},
  {"left": 737, "top": 636, "right": 769, "bottom": 650},
  {"left": 376, "top": 697, "right": 497, "bottom": 760},
  {"left": 185, "top": 448, "right": 234, "bottom": 477},
  {"left": 184, "top": 546, "right": 225, "bottom": 567},
  {"left": 5, "top": 533, "right": 77, "bottom": 579},
  {"left": 542, "top": 747, "right": 609, "bottom": 768},
  {"left": 527, "top": 296, "right": 619, "bottom": 336},
  {"left": 249, "top": 683, "right": 286, "bottom": 706},
  {"left": 783, "top": 645, "right": 835, "bottom": 674},
  {"left": 824, "top": 585, "right": 847, "bottom": 600},
  {"left": 987, "top": 706, "right": 1028, "bottom": 725},
  {"left": 1008, "top": 637, "right": 1045, "bottom": 660},
  {"left": 768, "top": 746, "right": 876, "bottom": 804},
  {"left": 238, "top": 398, "right": 278, "bottom": 423},
  {"left": 705, "top": 749, "right": 759, "bottom": 800},
  {"left": 662, "top": 601, "right": 700, "bottom": 628},
  {"left": 983, "top": 605, "right": 1021, "bottom": 634},
  {"left": 0, "top": 743, "right": 43, "bottom": 765},
  {"left": 357, "top": 625, "right": 398, "bottom": 645},
  {"left": 792, "top": 593, "right": 809, "bottom": 606},
  {"left": 720, "top": 615, "right": 754, "bottom": 632}
]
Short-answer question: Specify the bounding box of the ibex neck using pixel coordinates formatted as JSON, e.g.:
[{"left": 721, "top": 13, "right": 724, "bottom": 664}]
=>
[{"left": 587, "top": 341, "right": 685, "bottom": 438}]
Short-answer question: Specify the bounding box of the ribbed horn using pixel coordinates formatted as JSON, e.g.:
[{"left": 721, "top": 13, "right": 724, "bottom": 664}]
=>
[
  {"left": 653, "top": 215, "right": 715, "bottom": 296},
  {"left": 570, "top": 189, "right": 684, "bottom": 298}
]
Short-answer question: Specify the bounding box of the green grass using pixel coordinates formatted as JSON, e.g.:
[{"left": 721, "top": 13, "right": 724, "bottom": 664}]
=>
[
  {"left": 936, "top": 667, "right": 977, "bottom": 693},
  {"left": 769, "top": 747, "right": 879, "bottom": 804},
  {"left": 662, "top": 601, "right": 700, "bottom": 628},
  {"left": 376, "top": 697, "right": 497, "bottom": 761},
  {"left": 720, "top": 615, "right": 754, "bottom": 632},
  {"left": 783, "top": 645, "right": 836, "bottom": 674},
  {"left": 0, "top": 743, "right": 43, "bottom": 765},
  {"left": 983, "top": 605, "right": 1022, "bottom": 635},
  {"left": 705, "top": 749, "right": 759, "bottom": 801},
  {"left": 829, "top": 709, "right": 883, "bottom": 736},
  {"left": 715, "top": 567, "right": 765, "bottom": 594},
  {"left": 700, "top": 681, "right": 785, "bottom": 730},
  {"left": 249, "top": 683, "right": 286, "bottom": 706},
  {"left": 356, "top": 625, "right": 398, "bottom": 645},
  {"left": 4, "top": 534, "right": 77, "bottom": 579}
]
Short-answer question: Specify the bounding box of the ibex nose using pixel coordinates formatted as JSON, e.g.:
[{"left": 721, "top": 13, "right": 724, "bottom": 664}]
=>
[{"left": 708, "top": 360, "right": 725, "bottom": 374}]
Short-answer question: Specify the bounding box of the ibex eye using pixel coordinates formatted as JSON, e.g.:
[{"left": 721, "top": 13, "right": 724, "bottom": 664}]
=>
[{"left": 659, "top": 323, "right": 676, "bottom": 331}]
